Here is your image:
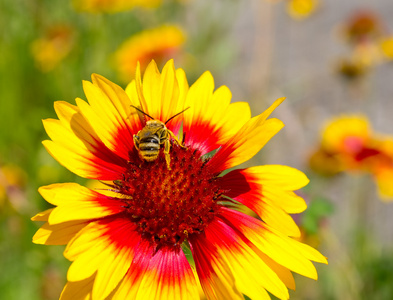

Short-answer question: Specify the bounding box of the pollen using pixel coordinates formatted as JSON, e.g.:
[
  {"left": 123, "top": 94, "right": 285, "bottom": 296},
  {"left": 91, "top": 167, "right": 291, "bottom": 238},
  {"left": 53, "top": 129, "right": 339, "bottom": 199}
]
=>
[{"left": 116, "top": 145, "right": 223, "bottom": 250}]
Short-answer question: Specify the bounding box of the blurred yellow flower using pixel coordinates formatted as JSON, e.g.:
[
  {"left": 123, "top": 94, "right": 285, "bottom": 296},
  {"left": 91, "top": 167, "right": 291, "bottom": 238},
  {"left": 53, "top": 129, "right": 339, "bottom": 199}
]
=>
[
  {"left": 311, "top": 116, "right": 393, "bottom": 200},
  {"left": 31, "top": 25, "right": 74, "bottom": 72},
  {"left": 72, "top": 0, "right": 161, "bottom": 13},
  {"left": 380, "top": 36, "right": 393, "bottom": 60},
  {"left": 287, "top": 0, "right": 318, "bottom": 20},
  {"left": 113, "top": 25, "right": 186, "bottom": 83}
]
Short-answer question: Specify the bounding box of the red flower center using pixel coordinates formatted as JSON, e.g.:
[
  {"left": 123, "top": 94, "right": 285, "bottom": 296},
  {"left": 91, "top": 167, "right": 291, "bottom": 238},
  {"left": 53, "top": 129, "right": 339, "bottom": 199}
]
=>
[{"left": 116, "top": 145, "right": 223, "bottom": 250}]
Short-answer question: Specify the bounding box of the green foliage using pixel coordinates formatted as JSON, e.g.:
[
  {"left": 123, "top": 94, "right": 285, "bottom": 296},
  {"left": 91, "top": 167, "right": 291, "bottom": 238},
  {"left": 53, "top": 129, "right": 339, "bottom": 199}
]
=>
[{"left": 301, "top": 197, "right": 334, "bottom": 235}]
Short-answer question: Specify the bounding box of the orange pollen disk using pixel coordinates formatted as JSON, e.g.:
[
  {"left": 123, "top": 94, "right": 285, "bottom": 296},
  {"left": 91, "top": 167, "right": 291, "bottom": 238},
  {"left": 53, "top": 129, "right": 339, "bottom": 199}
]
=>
[{"left": 116, "top": 145, "right": 223, "bottom": 250}]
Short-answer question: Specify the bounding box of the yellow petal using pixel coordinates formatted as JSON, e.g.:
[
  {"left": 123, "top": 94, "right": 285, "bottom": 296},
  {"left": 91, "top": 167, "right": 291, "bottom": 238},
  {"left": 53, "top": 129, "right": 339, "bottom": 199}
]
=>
[
  {"left": 262, "top": 188, "right": 307, "bottom": 214},
  {"left": 183, "top": 71, "right": 215, "bottom": 127},
  {"left": 158, "top": 59, "right": 181, "bottom": 122},
  {"left": 43, "top": 139, "right": 123, "bottom": 180},
  {"left": 91, "top": 73, "right": 141, "bottom": 130},
  {"left": 39, "top": 183, "right": 125, "bottom": 225},
  {"left": 175, "top": 68, "right": 189, "bottom": 113},
  {"left": 182, "top": 73, "right": 249, "bottom": 154},
  {"left": 64, "top": 219, "right": 138, "bottom": 299},
  {"left": 32, "top": 220, "right": 87, "bottom": 245},
  {"left": 246, "top": 165, "right": 310, "bottom": 190},
  {"left": 112, "top": 243, "right": 199, "bottom": 300},
  {"left": 189, "top": 235, "right": 244, "bottom": 300},
  {"left": 256, "top": 250, "right": 296, "bottom": 291},
  {"left": 215, "top": 101, "right": 251, "bottom": 144},
  {"left": 183, "top": 73, "right": 251, "bottom": 153},
  {"left": 134, "top": 61, "right": 149, "bottom": 111},
  {"left": 210, "top": 115, "right": 284, "bottom": 172},
  {"left": 42, "top": 107, "right": 126, "bottom": 180},
  {"left": 207, "top": 220, "right": 289, "bottom": 300},
  {"left": 221, "top": 208, "right": 327, "bottom": 283},
  {"left": 53, "top": 101, "right": 100, "bottom": 146},
  {"left": 31, "top": 208, "right": 53, "bottom": 221},
  {"left": 78, "top": 79, "right": 135, "bottom": 161},
  {"left": 244, "top": 222, "right": 327, "bottom": 279},
  {"left": 141, "top": 60, "right": 162, "bottom": 117},
  {"left": 223, "top": 165, "right": 308, "bottom": 215},
  {"left": 60, "top": 275, "right": 95, "bottom": 300},
  {"left": 258, "top": 200, "right": 301, "bottom": 237}
]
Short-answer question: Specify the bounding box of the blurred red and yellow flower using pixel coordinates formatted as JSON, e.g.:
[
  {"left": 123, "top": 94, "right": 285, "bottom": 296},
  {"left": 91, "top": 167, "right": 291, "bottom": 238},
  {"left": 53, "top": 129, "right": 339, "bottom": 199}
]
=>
[
  {"left": 342, "top": 10, "right": 385, "bottom": 44},
  {"left": 31, "top": 25, "right": 74, "bottom": 72},
  {"left": 310, "top": 116, "right": 393, "bottom": 200},
  {"left": 33, "top": 60, "right": 327, "bottom": 299},
  {"left": 72, "top": 0, "right": 161, "bottom": 13},
  {"left": 113, "top": 25, "right": 185, "bottom": 83}
]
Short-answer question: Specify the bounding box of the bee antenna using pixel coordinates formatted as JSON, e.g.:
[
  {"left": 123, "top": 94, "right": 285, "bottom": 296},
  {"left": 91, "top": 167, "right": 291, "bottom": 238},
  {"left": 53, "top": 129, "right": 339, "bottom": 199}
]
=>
[
  {"left": 130, "top": 105, "right": 155, "bottom": 120},
  {"left": 165, "top": 107, "right": 190, "bottom": 124}
]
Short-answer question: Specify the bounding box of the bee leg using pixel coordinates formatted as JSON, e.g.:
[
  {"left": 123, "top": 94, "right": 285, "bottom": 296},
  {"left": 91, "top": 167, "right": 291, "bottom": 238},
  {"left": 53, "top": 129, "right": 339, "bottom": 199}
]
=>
[
  {"left": 164, "top": 139, "right": 171, "bottom": 170},
  {"left": 168, "top": 131, "right": 187, "bottom": 148},
  {"left": 133, "top": 135, "right": 139, "bottom": 150}
]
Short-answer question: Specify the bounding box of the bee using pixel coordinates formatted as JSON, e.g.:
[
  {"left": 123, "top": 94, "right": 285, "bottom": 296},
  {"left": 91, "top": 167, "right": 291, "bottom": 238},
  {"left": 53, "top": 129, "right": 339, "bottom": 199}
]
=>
[{"left": 131, "top": 105, "right": 190, "bottom": 170}]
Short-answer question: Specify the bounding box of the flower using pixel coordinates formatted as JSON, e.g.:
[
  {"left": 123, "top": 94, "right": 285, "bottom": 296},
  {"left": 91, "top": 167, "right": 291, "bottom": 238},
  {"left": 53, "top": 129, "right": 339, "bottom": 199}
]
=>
[
  {"left": 341, "top": 10, "right": 385, "bottom": 44},
  {"left": 380, "top": 36, "right": 393, "bottom": 60},
  {"left": 33, "top": 60, "right": 327, "bottom": 299},
  {"left": 72, "top": 0, "right": 161, "bottom": 13},
  {"left": 31, "top": 25, "right": 74, "bottom": 72},
  {"left": 310, "top": 115, "right": 393, "bottom": 200},
  {"left": 286, "top": 0, "right": 318, "bottom": 20},
  {"left": 113, "top": 25, "right": 185, "bottom": 83}
]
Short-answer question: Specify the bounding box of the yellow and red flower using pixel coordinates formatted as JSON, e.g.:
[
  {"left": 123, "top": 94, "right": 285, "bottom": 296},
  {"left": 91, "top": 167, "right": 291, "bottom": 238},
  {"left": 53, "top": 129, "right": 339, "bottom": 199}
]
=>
[
  {"left": 310, "top": 115, "right": 393, "bottom": 200},
  {"left": 72, "top": 0, "right": 161, "bottom": 13},
  {"left": 33, "top": 60, "right": 327, "bottom": 299},
  {"left": 341, "top": 10, "right": 385, "bottom": 44},
  {"left": 113, "top": 25, "right": 185, "bottom": 83}
]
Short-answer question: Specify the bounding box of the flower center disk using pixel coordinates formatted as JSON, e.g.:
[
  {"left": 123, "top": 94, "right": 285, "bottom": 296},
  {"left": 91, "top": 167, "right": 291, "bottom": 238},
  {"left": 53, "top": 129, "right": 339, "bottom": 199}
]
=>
[{"left": 118, "top": 146, "right": 222, "bottom": 250}]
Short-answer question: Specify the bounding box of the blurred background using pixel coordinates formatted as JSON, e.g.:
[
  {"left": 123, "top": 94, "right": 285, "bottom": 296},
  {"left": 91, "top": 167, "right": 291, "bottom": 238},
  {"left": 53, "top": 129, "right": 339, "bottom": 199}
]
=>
[{"left": 1, "top": 0, "right": 393, "bottom": 299}]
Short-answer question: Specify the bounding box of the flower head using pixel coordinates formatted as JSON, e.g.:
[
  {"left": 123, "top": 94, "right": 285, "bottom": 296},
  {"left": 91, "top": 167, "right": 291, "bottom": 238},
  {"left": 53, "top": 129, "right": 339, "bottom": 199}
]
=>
[
  {"left": 342, "top": 10, "right": 385, "bottom": 44},
  {"left": 287, "top": 0, "right": 318, "bottom": 20},
  {"left": 113, "top": 25, "right": 185, "bottom": 83},
  {"left": 33, "top": 60, "right": 327, "bottom": 299},
  {"left": 310, "top": 115, "right": 393, "bottom": 200},
  {"left": 380, "top": 36, "right": 393, "bottom": 60},
  {"left": 72, "top": 0, "right": 161, "bottom": 13}
]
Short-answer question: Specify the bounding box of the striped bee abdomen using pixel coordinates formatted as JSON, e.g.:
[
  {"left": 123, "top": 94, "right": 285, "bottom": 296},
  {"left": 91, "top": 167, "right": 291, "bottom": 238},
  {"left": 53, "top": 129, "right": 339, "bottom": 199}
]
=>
[{"left": 138, "top": 136, "right": 160, "bottom": 161}]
